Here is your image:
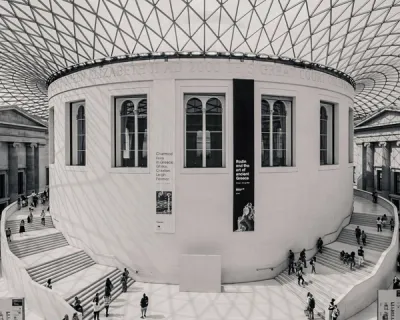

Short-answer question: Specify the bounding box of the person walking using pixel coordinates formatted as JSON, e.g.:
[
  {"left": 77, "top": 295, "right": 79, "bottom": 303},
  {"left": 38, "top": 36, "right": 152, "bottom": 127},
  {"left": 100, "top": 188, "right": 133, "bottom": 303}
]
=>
[
  {"left": 123, "top": 268, "right": 130, "bottom": 279},
  {"left": 288, "top": 250, "right": 295, "bottom": 275},
  {"left": 41, "top": 210, "right": 46, "bottom": 226},
  {"left": 361, "top": 230, "right": 367, "bottom": 246},
  {"left": 358, "top": 246, "right": 365, "bottom": 267},
  {"left": 332, "top": 305, "right": 340, "bottom": 320},
  {"left": 377, "top": 217, "right": 382, "bottom": 232},
  {"left": 350, "top": 252, "right": 356, "bottom": 270},
  {"left": 140, "top": 293, "right": 149, "bottom": 319},
  {"left": 121, "top": 273, "right": 128, "bottom": 293},
  {"left": 19, "top": 220, "right": 25, "bottom": 236},
  {"left": 317, "top": 237, "right": 323, "bottom": 253},
  {"left": 6, "top": 227, "right": 11, "bottom": 242},
  {"left": 300, "top": 249, "right": 307, "bottom": 268},
  {"left": 372, "top": 190, "right": 378, "bottom": 203},
  {"left": 297, "top": 267, "right": 305, "bottom": 286},
  {"left": 105, "top": 278, "right": 113, "bottom": 298},
  {"left": 390, "top": 218, "right": 395, "bottom": 231},
  {"left": 328, "top": 299, "right": 335, "bottom": 320},
  {"left": 45, "top": 279, "right": 52, "bottom": 289},
  {"left": 355, "top": 226, "right": 361, "bottom": 244},
  {"left": 104, "top": 294, "right": 111, "bottom": 317},
  {"left": 308, "top": 293, "right": 315, "bottom": 320},
  {"left": 92, "top": 293, "right": 100, "bottom": 320},
  {"left": 310, "top": 257, "right": 316, "bottom": 274},
  {"left": 17, "top": 198, "right": 21, "bottom": 210}
]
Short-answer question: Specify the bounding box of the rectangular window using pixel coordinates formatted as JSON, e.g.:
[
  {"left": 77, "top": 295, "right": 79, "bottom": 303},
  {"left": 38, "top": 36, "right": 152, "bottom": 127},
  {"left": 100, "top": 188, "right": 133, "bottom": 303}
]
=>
[
  {"left": 18, "top": 171, "right": 24, "bottom": 195},
  {"left": 261, "top": 96, "right": 293, "bottom": 167},
  {"left": 320, "top": 102, "right": 335, "bottom": 165},
  {"left": 0, "top": 174, "right": 5, "bottom": 198},
  {"left": 184, "top": 94, "right": 225, "bottom": 168},
  {"left": 395, "top": 172, "right": 400, "bottom": 195},
  {"left": 349, "top": 108, "right": 354, "bottom": 163},
  {"left": 49, "top": 107, "right": 55, "bottom": 164},
  {"left": 377, "top": 169, "right": 382, "bottom": 191},
  {"left": 46, "top": 167, "right": 49, "bottom": 186},
  {"left": 66, "top": 101, "right": 86, "bottom": 166},
  {"left": 113, "top": 96, "right": 148, "bottom": 167}
]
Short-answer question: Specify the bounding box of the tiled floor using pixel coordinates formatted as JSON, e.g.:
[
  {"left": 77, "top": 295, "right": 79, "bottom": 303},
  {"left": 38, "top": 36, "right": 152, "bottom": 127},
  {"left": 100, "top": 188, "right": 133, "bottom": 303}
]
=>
[{"left": 353, "top": 196, "right": 391, "bottom": 216}]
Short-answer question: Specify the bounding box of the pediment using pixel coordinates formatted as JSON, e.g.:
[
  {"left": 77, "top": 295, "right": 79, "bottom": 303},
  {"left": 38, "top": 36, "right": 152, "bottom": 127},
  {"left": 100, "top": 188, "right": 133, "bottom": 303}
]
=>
[
  {"left": 357, "top": 109, "right": 400, "bottom": 128},
  {"left": 0, "top": 108, "right": 47, "bottom": 128}
]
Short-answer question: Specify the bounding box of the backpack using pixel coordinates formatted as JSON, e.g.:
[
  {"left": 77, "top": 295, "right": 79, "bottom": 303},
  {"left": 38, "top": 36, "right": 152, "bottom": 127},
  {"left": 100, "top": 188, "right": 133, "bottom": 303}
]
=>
[
  {"left": 333, "top": 308, "right": 340, "bottom": 317},
  {"left": 309, "top": 297, "right": 315, "bottom": 309}
]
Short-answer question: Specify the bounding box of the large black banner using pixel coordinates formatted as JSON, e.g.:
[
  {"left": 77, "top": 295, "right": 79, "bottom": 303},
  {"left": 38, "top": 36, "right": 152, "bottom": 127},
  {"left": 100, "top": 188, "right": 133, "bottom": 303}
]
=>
[{"left": 233, "top": 79, "right": 255, "bottom": 232}]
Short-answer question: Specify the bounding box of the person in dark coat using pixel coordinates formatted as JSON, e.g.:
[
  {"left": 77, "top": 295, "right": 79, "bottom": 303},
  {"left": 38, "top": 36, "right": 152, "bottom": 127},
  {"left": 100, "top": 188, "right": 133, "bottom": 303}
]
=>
[
  {"left": 19, "top": 220, "right": 25, "bottom": 235},
  {"left": 140, "top": 293, "right": 149, "bottom": 319},
  {"left": 317, "top": 237, "right": 323, "bottom": 253},
  {"left": 105, "top": 278, "right": 113, "bottom": 297}
]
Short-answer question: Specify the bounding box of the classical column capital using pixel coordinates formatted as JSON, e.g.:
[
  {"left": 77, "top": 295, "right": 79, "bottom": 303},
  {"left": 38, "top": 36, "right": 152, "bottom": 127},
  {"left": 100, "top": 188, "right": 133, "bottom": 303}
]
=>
[
  {"left": 379, "top": 141, "right": 387, "bottom": 147},
  {"left": 396, "top": 141, "right": 400, "bottom": 147},
  {"left": 29, "top": 143, "right": 38, "bottom": 148},
  {"left": 363, "top": 142, "right": 371, "bottom": 148},
  {"left": 12, "top": 142, "right": 21, "bottom": 148}
]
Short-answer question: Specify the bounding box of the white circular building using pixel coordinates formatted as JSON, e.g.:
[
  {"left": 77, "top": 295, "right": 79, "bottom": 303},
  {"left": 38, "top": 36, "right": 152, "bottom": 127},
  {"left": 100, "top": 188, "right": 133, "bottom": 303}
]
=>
[{"left": 48, "top": 57, "right": 355, "bottom": 283}]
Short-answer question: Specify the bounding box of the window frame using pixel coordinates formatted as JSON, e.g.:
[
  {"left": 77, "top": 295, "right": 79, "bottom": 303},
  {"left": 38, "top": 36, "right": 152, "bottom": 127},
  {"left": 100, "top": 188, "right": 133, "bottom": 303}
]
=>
[
  {"left": 261, "top": 95, "right": 294, "bottom": 168},
  {"left": 45, "top": 167, "right": 49, "bottom": 186},
  {"left": 108, "top": 85, "right": 151, "bottom": 175},
  {"left": 113, "top": 95, "right": 148, "bottom": 168},
  {"left": 0, "top": 171, "right": 7, "bottom": 199},
  {"left": 183, "top": 94, "right": 226, "bottom": 169},
  {"left": 17, "top": 170, "right": 25, "bottom": 196},
  {"left": 320, "top": 102, "right": 335, "bottom": 166},
  {"left": 395, "top": 172, "right": 400, "bottom": 195},
  {"left": 49, "top": 107, "right": 55, "bottom": 164},
  {"left": 349, "top": 108, "right": 354, "bottom": 163},
  {"left": 376, "top": 169, "right": 383, "bottom": 191},
  {"left": 178, "top": 82, "right": 231, "bottom": 175},
  {"left": 65, "top": 100, "right": 86, "bottom": 167}
]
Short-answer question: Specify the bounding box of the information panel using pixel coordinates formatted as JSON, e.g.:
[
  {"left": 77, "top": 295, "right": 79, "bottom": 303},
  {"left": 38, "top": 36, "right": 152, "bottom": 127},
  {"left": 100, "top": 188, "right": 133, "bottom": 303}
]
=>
[
  {"left": 233, "top": 79, "right": 255, "bottom": 232},
  {"left": 155, "top": 151, "right": 175, "bottom": 233},
  {"left": 0, "top": 298, "right": 25, "bottom": 320},
  {"left": 378, "top": 290, "right": 400, "bottom": 320}
]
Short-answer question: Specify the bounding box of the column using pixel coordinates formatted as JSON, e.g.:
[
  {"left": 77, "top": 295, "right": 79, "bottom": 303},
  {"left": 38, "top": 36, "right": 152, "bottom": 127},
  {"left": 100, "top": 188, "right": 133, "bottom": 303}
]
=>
[
  {"left": 25, "top": 143, "right": 35, "bottom": 194},
  {"left": 8, "top": 143, "right": 19, "bottom": 202},
  {"left": 34, "top": 144, "right": 40, "bottom": 192},
  {"left": 380, "top": 141, "right": 390, "bottom": 199},
  {"left": 363, "top": 142, "right": 375, "bottom": 192}
]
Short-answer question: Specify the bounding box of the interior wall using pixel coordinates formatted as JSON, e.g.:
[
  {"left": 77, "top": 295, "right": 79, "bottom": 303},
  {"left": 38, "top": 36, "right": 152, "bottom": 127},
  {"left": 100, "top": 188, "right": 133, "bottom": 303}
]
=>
[{"left": 48, "top": 59, "right": 355, "bottom": 284}]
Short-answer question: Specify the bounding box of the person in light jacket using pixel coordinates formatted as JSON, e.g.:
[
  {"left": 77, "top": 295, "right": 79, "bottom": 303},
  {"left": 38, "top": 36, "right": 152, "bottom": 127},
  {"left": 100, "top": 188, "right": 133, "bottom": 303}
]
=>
[
  {"left": 104, "top": 294, "right": 111, "bottom": 317},
  {"left": 92, "top": 293, "right": 100, "bottom": 320}
]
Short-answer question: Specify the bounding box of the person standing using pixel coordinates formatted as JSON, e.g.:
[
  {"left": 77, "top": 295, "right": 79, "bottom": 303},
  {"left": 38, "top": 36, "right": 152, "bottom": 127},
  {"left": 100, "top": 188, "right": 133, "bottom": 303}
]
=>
[
  {"left": 310, "top": 257, "right": 316, "bottom": 274},
  {"left": 350, "top": 251, "right": 356, "bottom": 270},
  {"left": 105, "top": 278, "right": 113, "bottom": 298},
  {"left": 288, "top": 250, "right": 295, "bottom": 275},
  {"left": 19, "top": 220, "right": 25, "bottom": 236},
  {"left": 104, "top": 294, "right": 111, "bottom": 317},
  {"left": 372, "top": 190, "right": 378, "bottom": 203},
  {"left": 17, "top": 198, "right": 21, "bottom": 210},
  {"left": 140, "top": 293, "right": 149, "bottom": 319},
  {"left": 317, "top": 237, "right": 323, "bottom": 253},
  {"left": 297, "top": 267, "right": 305, "bottom": 286},
  {"left": 377, "top": 217, "right": 382, "bottom": 232},
  {"left": 332, "top": 305, "right": 340, "bottom": 320},
  {"left": 390, "top": 218, "right": 395, "bottom": 231},
  {"left": 6, "top": 227, "right": 11, "bottom": 242},
  {"left": 361, "top": 230, "right": 367, "bottom": 246},
  {"left": 92, "top": 293, "right": 100, "bottom": 320},
  {"left": 45, "top": 279, "right": 52, "bottom": 289},
  {"left": 300, "top": 249, "right": 307, "bottom": 268},
  {"left": 358, "top": 246, "right": 365, "bottom": 267},
  {"left": 123, "top": 268, "right": 130, "bottom": 279},
  {"left": 355, "top": 226, "right": 361, "bottom": 244},
  {"left": 328, "top": 299, "right": 335, "bottom": 320},
  {"left": 308, "top": 293, "right": 315, "bottom": 320},
  {"left": 121, "top": 273, "right": 128, "bottom": 293},
  {"left": 41, "top": 210, "right": 46, "bottom": 226}
]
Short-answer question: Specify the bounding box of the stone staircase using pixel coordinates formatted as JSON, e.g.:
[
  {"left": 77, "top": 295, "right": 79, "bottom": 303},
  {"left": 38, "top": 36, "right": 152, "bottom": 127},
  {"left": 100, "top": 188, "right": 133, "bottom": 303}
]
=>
[
  {"left": 66, "top": 269, "right": 135, "bottom": 320},
  {"left": 336, "top": 229, "right": 392, "bottom": 252},
  {"left": 6, "top": 216, "right": 54, "bottom": 234},
  {"left": 275, "top": 211, "right": 387, "bottom": 319},
  {"left": 27, "top": 250, "right": 96, "bottom": 285},
  {"left": 9, "top": 232, "right": 69, "bottom": 258},
  {"left": 350, "top": 212, "right": 385, "bottom": 229}
]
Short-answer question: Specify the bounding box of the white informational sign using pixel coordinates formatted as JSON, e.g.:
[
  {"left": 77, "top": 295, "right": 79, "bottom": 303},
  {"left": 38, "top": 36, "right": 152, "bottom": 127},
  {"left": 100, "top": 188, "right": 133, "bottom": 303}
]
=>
[
  {"left": 0, "top": 298, "right": 25, "bottom": 320},
  {"left": 155, "top": 151, "right": 175, "bottom": 233},
  {"left": 378, "top": 290, "right": 400, "bottom": 320}
]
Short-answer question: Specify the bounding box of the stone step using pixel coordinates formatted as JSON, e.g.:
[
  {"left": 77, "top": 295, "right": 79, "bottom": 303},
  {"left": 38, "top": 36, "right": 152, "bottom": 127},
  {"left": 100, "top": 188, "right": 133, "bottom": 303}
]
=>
[
  {"left": 6, "top": 217, "right": 54, "bottom": 234},
  {"left": 27, "top": 250, "right": 87, "bottom": 274}
]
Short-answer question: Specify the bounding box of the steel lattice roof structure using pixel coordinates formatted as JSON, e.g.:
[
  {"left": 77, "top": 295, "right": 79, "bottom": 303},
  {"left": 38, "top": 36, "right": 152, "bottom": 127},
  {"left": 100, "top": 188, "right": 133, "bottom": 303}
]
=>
[{"left": 1, "top": 0, "right": 400, "bottom": 120}]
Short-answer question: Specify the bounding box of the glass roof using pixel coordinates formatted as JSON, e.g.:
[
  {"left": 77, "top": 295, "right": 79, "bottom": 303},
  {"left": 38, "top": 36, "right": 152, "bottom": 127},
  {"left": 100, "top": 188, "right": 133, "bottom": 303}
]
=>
[{"left": 1, "top": 0, "right": 400, "bottom": 120}]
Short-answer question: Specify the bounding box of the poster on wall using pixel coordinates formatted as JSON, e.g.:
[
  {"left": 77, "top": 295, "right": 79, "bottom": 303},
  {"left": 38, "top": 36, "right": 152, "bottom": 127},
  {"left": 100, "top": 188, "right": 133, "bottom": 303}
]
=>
[
  {"left": 377, "top": 290, "right": 400, "bottom": 319},
  {"left": 0, "top": 298, "right": 25, "bottom": 320},
  {"left": 233, "top": 79, "right": 255, "bottom": 232},
  {"left": 155, "top": 152, "right": 175, "bottom": 233}
]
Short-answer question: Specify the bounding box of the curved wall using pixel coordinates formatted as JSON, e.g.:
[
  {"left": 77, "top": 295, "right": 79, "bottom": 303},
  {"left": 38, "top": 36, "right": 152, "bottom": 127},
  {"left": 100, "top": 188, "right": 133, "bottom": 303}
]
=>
[{"left": 48, "top": 59, "right": 355, "bottom": 284}]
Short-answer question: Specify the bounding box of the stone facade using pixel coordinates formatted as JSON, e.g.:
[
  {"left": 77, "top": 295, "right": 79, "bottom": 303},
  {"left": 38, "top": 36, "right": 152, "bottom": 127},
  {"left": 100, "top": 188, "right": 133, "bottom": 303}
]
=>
[
  {"left": 354, "top": 108, "right": 400, "bottom": 209},
  {"left": 0, "top": 107, "right": 48, "bottom": 214}
]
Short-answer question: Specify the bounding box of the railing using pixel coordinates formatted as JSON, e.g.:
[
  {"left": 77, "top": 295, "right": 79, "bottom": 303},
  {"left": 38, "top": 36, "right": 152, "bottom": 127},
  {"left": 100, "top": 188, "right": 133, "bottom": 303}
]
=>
[
  {"left": 0, "top": 198, "right": 76, "bottom": 320},
  {"left": 333, "top": 189, "right": 399, "bottom": 319}
]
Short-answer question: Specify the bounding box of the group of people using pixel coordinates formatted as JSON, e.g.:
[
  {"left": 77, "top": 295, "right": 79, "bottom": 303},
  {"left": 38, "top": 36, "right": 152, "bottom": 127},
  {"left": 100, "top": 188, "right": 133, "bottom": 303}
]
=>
[
  {"left": 376, "top": 214, "right": 394, "bottom": 232},
  {"left": 339, "top": 246, "right": 364, "bottom": 269},
  {"left": 304, "top": 295, "right": 340, "bottom": 320},
  {"left": 17, "top": 189, "right": 49, "bottom": 210},
  {"left": 17, "top": 209, "right": 47, "bottom": 235},
  {"left": 288, "top": 249, "right": 318, "bottom": 287},
  {"left": 354, "top": 226, "right": 367, "bottom": 246}
]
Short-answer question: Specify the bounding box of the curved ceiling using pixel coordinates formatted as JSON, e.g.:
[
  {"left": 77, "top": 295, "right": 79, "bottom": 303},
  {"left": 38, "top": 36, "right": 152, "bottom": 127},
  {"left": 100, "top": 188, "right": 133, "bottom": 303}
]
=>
[{"left": 1, "top": 0, "right": 400, "bottom": 120}]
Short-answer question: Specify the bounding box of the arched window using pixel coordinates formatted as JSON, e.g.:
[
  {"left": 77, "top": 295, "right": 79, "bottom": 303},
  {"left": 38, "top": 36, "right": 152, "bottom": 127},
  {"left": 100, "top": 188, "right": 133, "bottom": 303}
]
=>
[
  {"left": 261, "top": 96, "right": 292, "bottom": 167},
  {"left": 116, "top": 96, "right": 148, "bottom": 167},
  {"left": 320, "top": 106, "right": 328, "bottom": 165},
  {"left": 185, "top": 95, "right": 224, "bottom": 168},
  {"left": 76, "top": 105, "right": 85, "bottom": 166},
  {"left": 320, "top": 102, "right": 335, "bottom": 165}
]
